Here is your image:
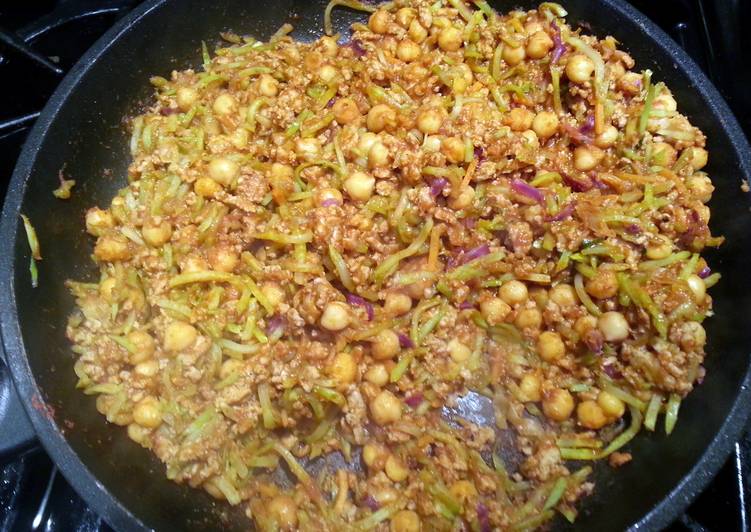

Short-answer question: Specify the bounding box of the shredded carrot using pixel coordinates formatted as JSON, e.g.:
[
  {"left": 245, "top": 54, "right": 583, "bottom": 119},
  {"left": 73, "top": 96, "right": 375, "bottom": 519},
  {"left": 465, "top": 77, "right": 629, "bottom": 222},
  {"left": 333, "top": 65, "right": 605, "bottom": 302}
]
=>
[
  {"left": 658, "top": 168, "right": 687, "bottom": 192},
  {"left": 615, "top": 171, "right": 658, "bottom": 184},
  {"left": 461, "top": 159, "right": 478, "bottom": 189},
  {"left": 594, "top": 101, "right": 604, "bottom": 135},
  {"left": 334, "top": 469, "right": 349, "bottom": 513},
  {"left": 427, "top": 225, "right": 444, "bottom": 272}
]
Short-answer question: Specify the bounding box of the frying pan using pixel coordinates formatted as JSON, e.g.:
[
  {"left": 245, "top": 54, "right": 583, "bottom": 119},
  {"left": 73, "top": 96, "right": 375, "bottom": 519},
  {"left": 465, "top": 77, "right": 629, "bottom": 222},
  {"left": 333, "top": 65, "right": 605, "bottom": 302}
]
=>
[{"left": 1, "top": 0, "right": 750, "bottom": 530}]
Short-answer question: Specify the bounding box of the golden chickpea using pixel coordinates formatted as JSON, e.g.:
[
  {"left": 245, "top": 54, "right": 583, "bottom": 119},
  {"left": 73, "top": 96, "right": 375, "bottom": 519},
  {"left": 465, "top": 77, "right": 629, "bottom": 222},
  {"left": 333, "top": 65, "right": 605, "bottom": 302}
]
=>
[
  {"left": 441, "top": 136, "right": 465, "bottom": 163},
  {"left": 370, "top": 390, "right": 403, "bottom": 425},
  {"left": 374, "top": 486, "right": 399, "bottom": 505},
  {"left": 549, "top": 284, "right": 577, "bottom": 307},
  {"left": 686, "top": 274, "right": 706, "bottom": 303},
  {"left": 127, "top": 423, "right": 151, "bottom": 444},
  {"left": 258, "top": 74, "right": 279, "bottom": 97},
  {"left": 652, "top": 142, "right": 677, "bottom": 167},
  {"left": 417, "top": 108, "right": 443, "bottom": 134},
  {"left": 688, "top": 147, "right": 709, "bottom": 170},
  {"left": 594, "top": 124, "right": 619, "bottom": 148},
  {"left": 219, "top": 358, "right": 243, "bottom": 380},
  {"left": 94, "top": 235, "right": 131, "bottom": 262},
  {"left": 212, "top": 93, "right": 237, "bottom": 116},
  {"left": 395, "top": 7, "right": 416, "bottom": 28},
  {"left": 537, "top": 331, "right": 566, "bottom": 362},
  {"left": 518, "top": 373, "right": 542, "bottom": 402},
  {"left": 99, "top": 277, "right": 117, "bottom": 302},
  {"left": 367, "top": 104, "right": 397, "bottom": 133},
  {"left": 127, "top": 330, "right": 155, "bottom": 364},
  {"left": 208, "top": 157, "right": 240, "bottom": 186},
  {"left": 320, "top": 301, "right": 351, "bottom": 331},
  {"left": 524, "top": 21, "right": 543, "bottom": 35},
  {"left": 449, "top": 479, "right": 477, "bottom": 505},
  {"left": 343, "top": 171, "right": 376, "bottom": 201},
  {"left": 687, "top": 173, "right": 714, "bottom": 203},
  {"left": 391, "top": 510, "right": 421, "bottom": 532},
  {"left": 577, "top": 400, "right": 608, "bottom": 429},
  {"left": 597, "top": 390, "right": 626, "bottom": 418},
  {"left": 448, "top": 338, "right": 472, "bottom": 363},
  {"left": 362, "top": 442, "right": 388, "bottom": 470},
  {"left": 646, "top": 236, "right": 673, "bottom": 260},
  {"left": 385, "top": 454, "right": 409, "bottom": 482},
  {"left": 617, "top": 72, "right": 642, "bottom": 94},
  {"left": 397, "top": 39, "right": 421, "bottom": 62},
  {"left": 515, "top": 308, "right": 542, "bottom": 330},
  {"left": 368, "top": 142, "right": 391, "bottom": 168},
  {"left": 364, "top": 364, "right": 389, "bottom": 386},
  {"left": 141, "top": 218, "right": 172, "bottom": 247},
  {"left": 480, "top": 297, "right": 511, "bottom": 326},
  {"left": 319, "top": 36, "right": 339, "bottom": 57},
  {"left": 194, "top": 177, "right": 222, "bottom": 198},
  {"left": 532, "top": 111, "right": 559, "bottom": 139},
  {"left": 372, "top": 329, "right": 401, "bottom": 360},
  {"left": 332, "top": 98, "right": 360, "bottom": 125},
  {"left": 597, "top": 311, "right": 629, "bottom": 342},
  {"left": 176, "top": 87, "right": 199, "bottom": 111},
  {"left": 208, "top": 245, "right": 238, "bottom": 273},
  {"left": 505, "top": 107, "right": 535, "bottom": 132},
  {"left": 330, "top": 351, "right": 358, "bottom": 385},
  {"left": 653, "top": 91, "right": 677, "bottom": 113},
  {"left": 318, "top": 64, "right": 338, "bottom": 84},
  {"left": 408, "top": 19, "right": 428, "bottom": 43},
  {"left": 369, "top": 9, "right": 391, "bottom": 34},
  {"left": 566, "top": 54, "right": 595, "bottom": 83},
  {"left": 438, "top": 26, "right": 463, "bottom": 52},
  {"left": 134, "top": 359, "right": 159, "bottom": 378},
  {"left": 230, "top": 127, "right": 248, "bottom": 149},
  {"left": 303, "top": 51, "right": 324, "bottom": 72},
  {"left": 502, "top": 44, "right": 526, "bottom": 66},
  {"left": 85, "top": 207, "right": 114, "bottom": 237},
  {"left": 133, "top": 396, "right": 162, "bottom": 429},
  {"left": 384, "top": 292, "right": 412, "bottom": 315},
  {"left": 316, "top": 187, "right": 343, "bottom": 207},
  {"left": 295, "top": 138, "right": 321, "bottom": 161},
  {"left": 261, "top": 281, "right": 285, "bottom": 309},
  {"left": 163, "top": 321, "right": 197, "bottom": 352},
  {"left": 585, "top": 269, "right": 618, "bottom": 299},
  {"left": 449, "top": 186, "right": 475, "bottom": 210},
  {"left": 543, "top": 388, "right": 575, "bottom": 422},
  {"left": 573, "top": 145, "right": 605, "bottom": 171},
  {"left": 526, "top": 30, "right": 554, "bottom": 59},
  {"left": 358, "top": 131, "right": 379, "bottom": 154},
  {"left": 182, "top": 256, "right": 209, "bottom": 273},
  {"left": 574, "top": 315, "right": 598, "bottom": 337},
  {"left": 268, "top": 495, "right": 298, "bottom": 529},
  {"left": 500, "top": 280, "right": 528, "bottom": 305}
]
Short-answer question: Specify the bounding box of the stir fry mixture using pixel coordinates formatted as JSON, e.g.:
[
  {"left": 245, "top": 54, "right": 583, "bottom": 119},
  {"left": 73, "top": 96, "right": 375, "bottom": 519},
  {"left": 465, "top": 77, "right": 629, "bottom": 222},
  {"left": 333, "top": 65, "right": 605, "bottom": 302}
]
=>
[{"left": 66, "top": 0, "right": 721, "bottom": 529}]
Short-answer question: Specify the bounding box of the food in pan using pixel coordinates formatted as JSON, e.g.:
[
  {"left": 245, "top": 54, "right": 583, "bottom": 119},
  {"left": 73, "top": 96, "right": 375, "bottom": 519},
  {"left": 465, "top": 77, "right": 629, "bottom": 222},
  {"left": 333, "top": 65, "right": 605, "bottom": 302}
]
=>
[{"left": 66, "top": 0, "right": 721, "bottom": 529}]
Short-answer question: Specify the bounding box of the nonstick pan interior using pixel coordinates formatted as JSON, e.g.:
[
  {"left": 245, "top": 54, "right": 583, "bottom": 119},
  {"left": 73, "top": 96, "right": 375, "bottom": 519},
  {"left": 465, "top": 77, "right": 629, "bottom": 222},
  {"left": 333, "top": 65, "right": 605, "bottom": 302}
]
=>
[{"left": 3, "top": 1, "right": 751, "bottom": 530}]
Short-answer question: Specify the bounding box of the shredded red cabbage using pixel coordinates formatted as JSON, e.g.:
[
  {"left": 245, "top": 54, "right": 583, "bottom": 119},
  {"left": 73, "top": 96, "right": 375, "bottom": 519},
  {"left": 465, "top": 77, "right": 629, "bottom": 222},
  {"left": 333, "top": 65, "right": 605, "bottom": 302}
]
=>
[
  {"left": 626, "top": 224, "right": 642, "bottom": 235},
  {"left": 473, "top": 145, "right": 486, "bottom": 162},
  {"left": 398, "top": 332, "right": 414, "bottom": 349},
  {"left": 405, "top": 393, "right": 423, "bottom": 408},
  {"left": 562, "top": 122, "right": 594, "bottom": 144},
  {"left": 462, "top": 244, "right": 491, "bottom": 263},
  {"left": 698, "top": 266, "right": 711, "bottom": 279},
  {"left": 430, "top": 178, "right": 448, "bottom": 197},
  {"left": 362, "top": 494, "right": 380, "bottom": 511},
  {"left": 581, "top": 114, "right": 595, "bottom": 134},
  {"left": 511, "top": 179, "right": 545, "bottom": 203},
  {"left": 160, "top": 107, "right": 180, "bottom": 116},
  {"left": 462, "top": 217, "right": 477, "bottom": 229},
  {"left": 266, "top": 315, "right": 287, "bottom": 335},
  {"left": 551, "top": 21, "right": 566, "bottom": 64},
  {"left": 477, "top": 502, "right": 492, "bottom": 532},
  {"left": 545, "top": 201, "right": 576, "bottom": 222},
  {"left": 346, "top": 39, "right": 366, "bottom": 57},
  {"left": 458, "top": 301, "right": 475, "bottom": 310},
  {"left": 603, "top": 363, "right": 623, "bottom": 380},
  {"left": 321, "top": 198, "right": 341, "bottom": 207},
  {"left": 563, "top": 173, "right": 593, "bottom": 192},
  {"left": 346, "top": 293, "right": 374, "bottom": 321}
]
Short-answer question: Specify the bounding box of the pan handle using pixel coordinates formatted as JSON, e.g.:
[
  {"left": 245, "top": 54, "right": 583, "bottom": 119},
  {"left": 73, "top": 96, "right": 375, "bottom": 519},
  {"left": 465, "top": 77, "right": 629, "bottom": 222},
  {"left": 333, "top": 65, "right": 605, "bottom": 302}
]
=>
[{"left": 0, "top": 357, "right": 37, "bottom": 457}]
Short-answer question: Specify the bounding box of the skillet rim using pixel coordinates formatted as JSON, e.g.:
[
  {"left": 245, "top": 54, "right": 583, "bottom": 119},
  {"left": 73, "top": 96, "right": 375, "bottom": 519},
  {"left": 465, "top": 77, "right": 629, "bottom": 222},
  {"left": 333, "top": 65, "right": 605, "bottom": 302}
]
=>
[{"left": 1, "top": 0, "right": 750, "bottom": 530}]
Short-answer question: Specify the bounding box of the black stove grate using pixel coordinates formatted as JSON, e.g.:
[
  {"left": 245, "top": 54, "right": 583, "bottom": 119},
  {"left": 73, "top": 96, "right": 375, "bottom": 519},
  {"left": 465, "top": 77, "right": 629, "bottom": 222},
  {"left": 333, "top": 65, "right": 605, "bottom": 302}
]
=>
[{"left": 0, "top": 1, "right": 749, "bottom": 530}]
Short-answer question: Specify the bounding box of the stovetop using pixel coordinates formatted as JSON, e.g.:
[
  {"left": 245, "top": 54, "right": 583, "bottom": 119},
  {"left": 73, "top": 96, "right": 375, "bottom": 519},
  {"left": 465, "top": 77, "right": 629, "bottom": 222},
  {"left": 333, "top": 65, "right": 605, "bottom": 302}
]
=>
[{"left": 0, "top": 1, "right": 749, "bottom": 531}]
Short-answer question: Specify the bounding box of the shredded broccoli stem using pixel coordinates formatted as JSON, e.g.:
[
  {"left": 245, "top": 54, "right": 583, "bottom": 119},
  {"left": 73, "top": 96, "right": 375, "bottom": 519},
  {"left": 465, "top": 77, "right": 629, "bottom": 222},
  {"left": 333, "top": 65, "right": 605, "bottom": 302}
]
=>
[
  {"left": 574, "top": 273, "right": 602, "bottom": 316},
  {"left": 169, "top": 270, "right": 236, "bottom": 287},
  {"left": 703, "top": 272, "right": 721, "bottom": 288},
  {"left": 639, "top": 250, "right": 691, "bottom": 271},
  {"left": 324, "top": 0, "right": 377, "bottom": 36},
  {"left": 20, "top": 214, "right": 42, "bottom": 260},
  {"left": 353, "top": 506, "right": 397, "bottom": 530},
  {"left": 643, "top": 392, "right": 663, "bottom": 431},
  {"left": 328, "top": 245, "right": 356, "bottom": 292},
  {"left": 542, "top": 477, "right": 568, "bottom": 511},
  {"left": 617, "top": 273, "right": 668, "bottom": 337},
  {"left": 373, "top": 218, "right": 434, "bottom": 283}
]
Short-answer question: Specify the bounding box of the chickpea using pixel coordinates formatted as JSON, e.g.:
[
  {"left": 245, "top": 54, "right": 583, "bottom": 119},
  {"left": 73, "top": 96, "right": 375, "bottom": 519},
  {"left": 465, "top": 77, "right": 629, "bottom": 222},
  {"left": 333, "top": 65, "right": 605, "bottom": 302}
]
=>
[
  {"left": 176, "top": 87, "right": 199, "bottom": 111},
  {"left": 318, "top": 64, "right": 338, "bottom": 84},
  {"left": 370, "top": 390, "right": 403, "bottom": 425},
  {"left": 537, "top": 331, "right": 566, "bottom": 362},
  {"left": 384, "top": 292, "right": 412, "bottom": 315},
  {"left": 268, "top": 495, "right": 298, "bottom": 529},
  {"left": 449, "top": 480, "right": 477, "bottom": 505},
  {"left": 502, "top": 43, "right": 526, "bottom": 66},
  {"left": 597, "top": 390, "right": 626, "bottom": 418},
  {"left": 182, "top": 256, "right": 209, "bottom": 273},
  {"left": 449, "top": 186, "right": 475, "bottom": 210},
  {"left": 515, "top": 308, "right": 542, "bottom": 330},
  {"left": 374, "top": 486, "right": 399, "bottom": 505},
  {"left": 295, "top": 138, "right": 321, "bottom": 161},
  {"left": 416, "top": 108, "right": 443, "bottom": 135},
  {"left": 397, "top": 39, "right": 421, "bottom": 62},
  {"left": 585, "top": 269, "right": 618, "bottom": 299},
  {"left": 499, "top": 280, "right": 528, "bottom": 305},
  {"left": 140, "top": 218, "right": 172, "bottom": 247},
  {"left": 687, "top": 173, "right": 714, "bottom": 203},
  {"left": 518, "top": 373, "right": 542, "bottom": 402},
  {"left": 480, "top": 297, "right": 511, "bottom": 326},
  {"left": 573, "top": 145, "right": 604, "bottom": 171},
  {"left": 362, "top": 442, "right": 389, "bottom": 470},
  {"left": 594, "top": 125, "right": 619, "bottom": 148},
  {"left": 385, "top": 454, "right": 409, "bottom": 482},
  {"left": 566, "top": 54, "right": 595, "bottom": 83},
  {"left": 577, "top": 400, "right": 608, "bottom": 429},
  {"left": 372, "top": 329, "right": 401, "bottom": 360},
  {"left": 524, "top": 21, "right": 543, "bottom": 35},
  {"left": 344, "top": 171, "right": 376, "bottom": 201},
  {"left": 194, "top": 177, "right": 222, "bottom": 198},
  {"left": 358, "top": 131, "right": 379, "bottom": 154},
  {"left": 368, "top": 142, "right": 391, "bottom": 168},
  {"left": 219, "top": 358, "right": 243, "bottom": 380},
  {"left": 369, "top": 9, "right": 391, "bottom": 34},
  {"left": 133, "top": 396, "right": 162, "bottom": 429},
  {"left": 688, "top": 147, "right": 709, "bottom": 170},
  {"left": 597, "top": 311, "right": 629, "bottom": 342},
  {"left": 408, "top": 19, "right": 428, "bottom": 43},
  {"left": 85, "top": 207, "right": 114, "bottom": 237},
  {"left": 422, "top": 136, "right": 441, "bottom": 153},
  {"left": 391, "top": 510, "right": 421, "bottom": 532},
  {"left": 99, "top": 277, "right": 117, "bottom": 302},
  {"left": 441, "top": 136, "right": 465, "bottom": 164},
  {"left": 505, "top": 107, "right": 535, "bottom": 132},
  {"left": 686, "top": 274, "right": 706, "bottom": 303},
  {"left": 94, "top": 235, "right": 131, "bottom": 262},
  {"left": 126, "top": 330, "right": 155, "bottom": 364},
  {"left": 395, "top": 7, "right": 416, "bottom": 28},
  {"left": 330, "top": 351, "right": 358, "bottom": 385},
  {"left": 448, "top": 338, "right": 472, "bottom": 363},
  {"left": 230, "top": 127, "right": 248, "bottom": 149},
  {"left": 574, "top": 315, "right": 598, "bottom": 337},
  {"left": 646, "top": 236, "right": 673, "bottom": 260},
  {"left": 207, "top": 157, "right": 240, "bottom": 186},
  {"left": 320, "top": 301, "right": 351, "bottom": 331},
  {"left": 438, "top": 26, "right": 463, "bottom": 52},
  {"left": 127, "top": 423, "right": 151, "bottom": 444},
  {"left": 520, "top": 129, "right": 539, "bottom": 148},
  {"left": 617, "top": 71, "right": 642, "bottom": 94},
  {"left": 367, "top": 104, "right": 396, "bottom": 133},
  {"left": 319, "top": 36, "right": 339, "bottom": 57},
  {"left": 207, "top": 245, "right": 238, "bottom": 273},
  {"left": 212, "top": 93, "right": 237, "bottom": 116},
  {"left": 678, "top": 321, "right": 707, "bottom": 351},
  {"left": 332, "top": 98, "right": 360, "bottom": 125},
  {"left": 526, "top": 30, "right": 554, "bottom": 59},
  {"left": 258, "top": 74, "right": 279, "bottom": 97},
  {"left": 256, "top": 283, "right": 283, "bottom": 312},
  {"left": 316, "top": 187, "right": 343, "bottom": 207},
  {"left": 532, "top": 111, "right": 559, "bottom": 139},
  {"left": 364, "top": 364, "right": 389, "bottom": 386},
  {"left": 543, "top": 388, "right": 575, "bottom": 422},
  {"left": 652, "top": 142, "right": 677, "bottom": 167},
  {"left": 550, "top": 284, "right": 577, "bottom": 307},
  {"left": 653, "top": 91, "right": 677, "bottom": 113},
  {"left": 134, "top": 359, "right": 159, "bottom": 378},
  {"left": 163, "top": 321, "right": 198, "bottom": 352}
]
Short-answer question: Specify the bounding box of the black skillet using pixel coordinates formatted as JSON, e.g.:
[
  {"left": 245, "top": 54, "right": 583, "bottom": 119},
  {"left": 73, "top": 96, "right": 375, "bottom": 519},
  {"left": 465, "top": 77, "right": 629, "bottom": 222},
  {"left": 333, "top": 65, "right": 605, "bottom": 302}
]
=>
[{"left": 1, "top": 0, "right": 750, "bottom": 530}]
